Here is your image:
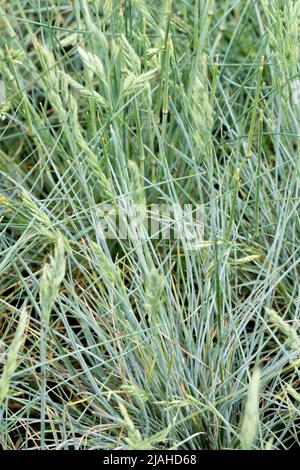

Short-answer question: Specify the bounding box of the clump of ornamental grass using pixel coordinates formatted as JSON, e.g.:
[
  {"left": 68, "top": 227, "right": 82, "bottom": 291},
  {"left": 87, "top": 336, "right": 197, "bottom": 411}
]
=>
[{"left": 0, "top": 0, "right": 300, "bottom": 450}]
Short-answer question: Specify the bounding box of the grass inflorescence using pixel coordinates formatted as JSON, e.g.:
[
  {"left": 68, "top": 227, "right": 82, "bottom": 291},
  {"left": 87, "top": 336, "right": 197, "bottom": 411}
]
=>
[{"left": 0, "top": 0, "right": 300, "bottom": 450}]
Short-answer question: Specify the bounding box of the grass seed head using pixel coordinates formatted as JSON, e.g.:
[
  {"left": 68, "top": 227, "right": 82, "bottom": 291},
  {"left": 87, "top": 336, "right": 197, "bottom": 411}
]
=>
[
  {"left": 40, "top": 233, "right": 66, "bottom": 324},
  {"left": 240, "top": 368, "right": 260, "bottom": 450},
  {"left": 0, "top": 305, "right": 28, "bottom": 406}
]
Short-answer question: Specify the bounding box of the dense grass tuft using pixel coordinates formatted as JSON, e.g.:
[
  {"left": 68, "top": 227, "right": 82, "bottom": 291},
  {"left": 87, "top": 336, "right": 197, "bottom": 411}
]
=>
[{"left": 0, "top": 0, "right": 300, "bottom": 450}]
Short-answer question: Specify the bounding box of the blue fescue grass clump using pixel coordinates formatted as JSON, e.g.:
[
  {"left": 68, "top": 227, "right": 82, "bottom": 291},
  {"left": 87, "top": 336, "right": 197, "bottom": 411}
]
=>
[{"left": 0, "top": 0, "right": 300, "bottom": 450}]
